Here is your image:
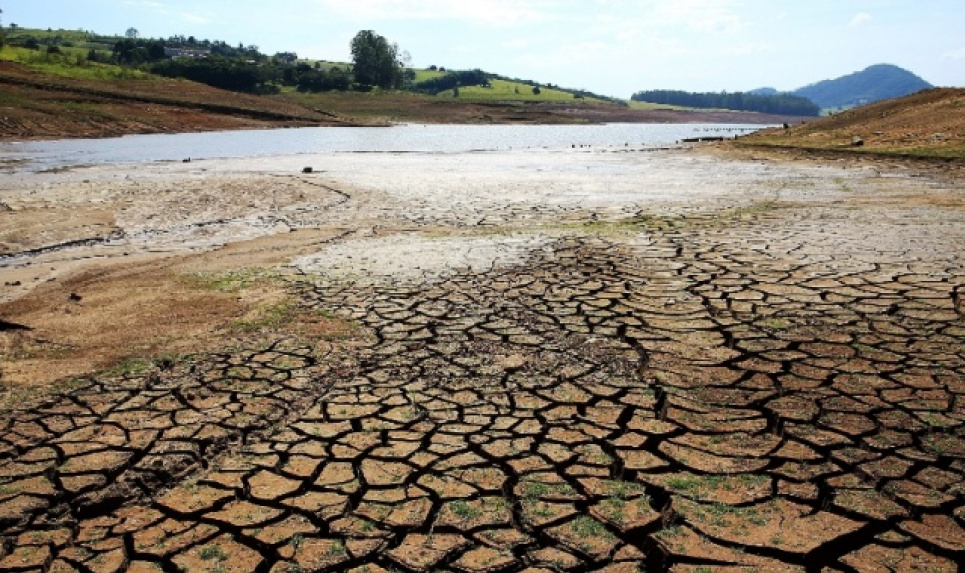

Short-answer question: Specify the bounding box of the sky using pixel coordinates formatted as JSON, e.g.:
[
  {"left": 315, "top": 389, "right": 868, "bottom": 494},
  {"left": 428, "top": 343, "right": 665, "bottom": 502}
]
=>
[{"left": 3, "top": 0, "right": 963, "bottom": 97}]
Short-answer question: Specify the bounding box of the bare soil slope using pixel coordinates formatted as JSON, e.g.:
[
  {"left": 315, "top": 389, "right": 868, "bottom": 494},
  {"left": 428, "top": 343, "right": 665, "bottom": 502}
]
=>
[
  {"left": 740, "top": 87, "right": 965, "bottom": 159},
  {"left": 1, "top": 61, "right": 804, "bottom": 140},
  {"left": 280, "top": 90, "right": 806, "bottom": 126},
  {"left": 0, "top": 62, "right": 365, "bottom": 140}
]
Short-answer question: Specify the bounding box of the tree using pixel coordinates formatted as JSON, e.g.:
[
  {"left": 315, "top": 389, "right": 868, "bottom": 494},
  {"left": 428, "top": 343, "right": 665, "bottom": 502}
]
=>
[
  {"left": 412, "top": 69, "right": 490, "bottom": 95},
  {"left": 350, "top": 30, "right": 403, "bottom": 90},
  {"left": 0, "top": 9, "right": 5, "bottom": 49},
  {"left": 532, "top": 86, "right": 541, "bottom": 95},
  {"left": 273, "top": 51, "right": 298, "bottom": 64},
  {"left": 126, "top": 27, "right": 140, "bottom": 39}
]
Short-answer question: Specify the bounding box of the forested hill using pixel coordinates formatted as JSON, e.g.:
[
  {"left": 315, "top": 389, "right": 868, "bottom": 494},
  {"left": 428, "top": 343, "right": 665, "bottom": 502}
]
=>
[
  {"left": 793, "top": 64, "right": 932, "bottom": 110},
  {"left": 630, "top": 90, "right": 821, "bottom": 117}
]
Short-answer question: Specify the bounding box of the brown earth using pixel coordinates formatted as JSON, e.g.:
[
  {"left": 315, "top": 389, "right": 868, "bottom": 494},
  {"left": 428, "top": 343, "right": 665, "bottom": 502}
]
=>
[
  {"left": 1, "top": 61, "right": 802, "bottom": 141},
  {"left": 1, "top": 144, "right": 963, "bottom": 571},
  {"left": 0, "top": 170, "right": 373, "bottom": 391},
  {"left": 279, "top": 90, "right": 805, "bottom": 127},
  {"left": 0, "top": 61, "right": 369, "bottom": 140},
  {"left": 738, "top": 87, "right": 965, "bottom": 160}
]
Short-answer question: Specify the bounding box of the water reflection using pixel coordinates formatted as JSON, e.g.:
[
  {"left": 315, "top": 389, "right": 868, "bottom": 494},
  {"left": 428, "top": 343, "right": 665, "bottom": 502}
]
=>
[{"left": 0, "top": 123, "right": 770, "bottom": 171}]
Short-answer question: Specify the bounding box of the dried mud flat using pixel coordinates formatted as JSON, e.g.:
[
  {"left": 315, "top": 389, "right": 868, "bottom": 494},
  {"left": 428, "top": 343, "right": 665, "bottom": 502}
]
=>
[{"left": 1, "top": 147, "right": 964, "bottom": 572}]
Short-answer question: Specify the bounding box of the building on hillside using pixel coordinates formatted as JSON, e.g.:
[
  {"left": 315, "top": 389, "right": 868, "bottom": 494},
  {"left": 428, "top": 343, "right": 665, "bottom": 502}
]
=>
[{"left": 164, "top": 48, "right": 210, "bottom": 59}]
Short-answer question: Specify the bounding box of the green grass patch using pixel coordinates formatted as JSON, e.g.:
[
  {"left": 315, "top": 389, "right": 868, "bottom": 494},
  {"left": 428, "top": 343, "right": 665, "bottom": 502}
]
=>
[
  {"left": 184, "top": 268, "right": 275, "bottom": 293},
  {"left": 199, "top": 544, "right": 228, "bottom": 561},
  {"left": 325, "top": 541, "right": 347, "bottom": 557},
  {"left": 448, "top": 500, "right": 481, "bottom": 520},
  {"left": 654, "top": 525, "right": 683, "bottom": 540},
  {"left": 0, "top": 482, "right": 23, "bottom": 495},
  {"left": 0, "top": 45, "right": 154, "bottom": 81},
  {"left": 736, "top": 138, "right": 965, "bottom": 160},
  {"left": 567, "top": 213, "right": 697, "bottom": 236},
  {"left": 439, "top": 79, "right": 607, "bottom": 103},
  {"left": 666, "top": 473, "right": 771, "bottom": 500},
  {"left": 296, "top": 59, "right": 352, "bottom": 73},
  {"left": 725, "top": 200, "right": 783, "bottom": 220},
  {"left": 0, "top": 89, "right": 29, "bottom": 106},
  {"left": 232, "top": 302, "right": 299, "bottom": 333},
  {"left": 628, "top": 100, "right": 696, "bottom": 111},
  {"left": 570, "top": 515, "right": 616, "bottom": 541},
  {"left": 105, "top": 357, "right": 154, "bottom": 378},
  {"left": 758, "top": 317, "right": 792, "bottom": 331},
  {"left": 602, "top": 480, "right": 647, "bottom": 500},
  {"left": 413, "top": 69, "right": 446, "bottom": 83},
  {"left": 872, "top": 146, "right": 965, "bottom": 159},
  {"left": 520, "top": 481, "right": 551, "bottom": 499},
  {"left": 684, "top": 501, "right": 772, "bottom": 527},
  {"left": 103, "top": 352, "right": 186, "bottom": 378}
]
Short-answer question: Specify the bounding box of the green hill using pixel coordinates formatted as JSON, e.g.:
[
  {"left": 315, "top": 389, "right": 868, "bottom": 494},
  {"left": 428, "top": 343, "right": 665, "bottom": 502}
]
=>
[{"left": 793, "top": 64, "right": 932, "bottom": 110}]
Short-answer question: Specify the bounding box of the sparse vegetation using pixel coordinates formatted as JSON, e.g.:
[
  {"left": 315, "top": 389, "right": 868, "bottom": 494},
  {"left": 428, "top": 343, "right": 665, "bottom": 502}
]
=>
[
  {"left": 199, "top": 544, "right": 228, "bottom": 561},
  {"left": 571, "top": 515, "right": 616, "bottom": 541},
  {"left": 232, "top": 302, "right": 299, "bottom": 333},
  {"left": 449, "top": 500, "right": 481, "bottom": 520},
  {"left": 736, "top": 88, "right": 965, "bottom": 159}
]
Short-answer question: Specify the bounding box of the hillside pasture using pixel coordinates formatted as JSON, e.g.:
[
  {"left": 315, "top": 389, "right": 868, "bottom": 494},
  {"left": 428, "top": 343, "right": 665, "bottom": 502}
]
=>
[
  {"left": 0, "top": 45, "right": 154, "bottom": 81},
  {"left": 436, "top": 78, "right": 609, "bottom": 103}
]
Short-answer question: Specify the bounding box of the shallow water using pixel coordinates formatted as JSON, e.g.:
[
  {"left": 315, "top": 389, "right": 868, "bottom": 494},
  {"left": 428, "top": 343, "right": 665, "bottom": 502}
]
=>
[{"left": 0, "top": 123, "right": 769, "bottom": 172}]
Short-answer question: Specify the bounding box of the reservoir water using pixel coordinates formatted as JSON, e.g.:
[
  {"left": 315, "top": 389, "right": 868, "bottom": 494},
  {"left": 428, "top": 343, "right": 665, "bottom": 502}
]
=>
[{"left": 0, "top": 123, "right": 771, "bottom": 172}]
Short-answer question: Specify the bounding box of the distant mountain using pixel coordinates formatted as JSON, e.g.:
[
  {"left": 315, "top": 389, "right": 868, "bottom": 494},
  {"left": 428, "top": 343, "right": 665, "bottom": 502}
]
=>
[{"left": 793, "top": 64, "right": 932, "bottom": 110}]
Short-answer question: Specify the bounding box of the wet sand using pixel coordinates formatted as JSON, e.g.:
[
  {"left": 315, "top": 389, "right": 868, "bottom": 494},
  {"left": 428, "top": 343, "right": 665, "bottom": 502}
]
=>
[{"left": 1, "top": 146, "right": 964, "bottom": 571}]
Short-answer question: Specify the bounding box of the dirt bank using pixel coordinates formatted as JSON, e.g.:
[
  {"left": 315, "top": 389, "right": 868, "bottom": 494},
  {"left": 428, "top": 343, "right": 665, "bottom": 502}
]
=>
[
  {"left": 1, "top": 61, "right": 803, "bottom": 141},
  {"left": 735, "top": 87, "right": 965, "bottom": 161},
  {"left": 0, "top": 61, "right": 367, "bottom": 141}
]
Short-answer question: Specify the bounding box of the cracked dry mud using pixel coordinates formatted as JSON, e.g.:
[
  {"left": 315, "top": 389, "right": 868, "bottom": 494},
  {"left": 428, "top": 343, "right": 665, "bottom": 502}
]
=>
[{"left": 2, "top": 148, "right": 965, "bottom": 572}]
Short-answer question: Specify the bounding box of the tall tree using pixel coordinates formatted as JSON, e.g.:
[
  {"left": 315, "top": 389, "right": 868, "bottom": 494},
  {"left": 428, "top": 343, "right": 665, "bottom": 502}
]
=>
[{"left": 350, "top": 30, "right": 403, "bottom": 90}]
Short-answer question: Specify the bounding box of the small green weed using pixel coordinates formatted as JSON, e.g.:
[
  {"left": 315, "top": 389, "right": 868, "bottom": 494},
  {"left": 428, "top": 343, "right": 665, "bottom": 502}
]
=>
[
  {"left": 199, "top": 544, "right": 228, "bottom": 561},
  {"left": 232, "top": 303, "right": 298, "bottom": 332},
  {"left": 450, "top": 500, "right": 481, "bottom": 520}
]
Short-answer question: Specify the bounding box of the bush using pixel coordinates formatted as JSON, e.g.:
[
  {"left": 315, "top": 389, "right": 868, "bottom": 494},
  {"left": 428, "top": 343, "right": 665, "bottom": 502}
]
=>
[{"left": 412, "top": 69, "right": 490, "bottom": 95}]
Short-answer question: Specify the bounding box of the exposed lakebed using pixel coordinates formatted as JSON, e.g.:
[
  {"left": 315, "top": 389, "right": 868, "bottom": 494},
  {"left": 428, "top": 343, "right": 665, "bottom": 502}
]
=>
[{"left": 1, "top": 140, "right": 963, "bottom": 572}]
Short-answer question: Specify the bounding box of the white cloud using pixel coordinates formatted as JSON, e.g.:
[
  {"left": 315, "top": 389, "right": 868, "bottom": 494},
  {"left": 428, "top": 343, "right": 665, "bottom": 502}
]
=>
[
  {"left": 123, "top": 0, "right": 166, "bottom": 7},
  {"left": 944, "top": 47, "right": 965, "bottom": 60},
  {"left": 849, "top": 12, "right": 872, "bottom": 28},
  {"left": 313, "top": 0, "right": 554, "bottom": 26},
  {"left": 727, "top": 43, "right": 772, "bottom": 56},
  {"left": 179, "top": 12, "right": 209, "bottom": 24},
  {"left": 649, "top": 0, "right": 749, "bottom": 35},
  {"left": 502, "top": 39, "right": 530, "bottom": 50}
]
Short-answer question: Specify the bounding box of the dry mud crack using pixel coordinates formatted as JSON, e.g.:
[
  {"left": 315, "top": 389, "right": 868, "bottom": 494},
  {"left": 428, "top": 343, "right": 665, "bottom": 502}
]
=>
[{"left": 1, "top": 150, "right": 965, "bottom": 572}]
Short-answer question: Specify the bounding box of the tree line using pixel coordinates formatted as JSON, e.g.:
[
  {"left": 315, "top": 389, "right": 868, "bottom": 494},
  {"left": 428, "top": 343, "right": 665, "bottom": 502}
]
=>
[
  {"left": 412, "top": 69, "right": 491, "bottom": 94},
  {"left": 3, "top": 26, "right": 405, "bottom": 95},
  {"left": 631, "top": 89, "right": 820, "bottom": 116}
]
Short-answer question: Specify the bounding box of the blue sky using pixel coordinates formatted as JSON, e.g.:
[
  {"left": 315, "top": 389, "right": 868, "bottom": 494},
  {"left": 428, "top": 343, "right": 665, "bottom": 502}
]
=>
[{"left": 3, "top": 0, "right": 963, "bottom": 97}]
